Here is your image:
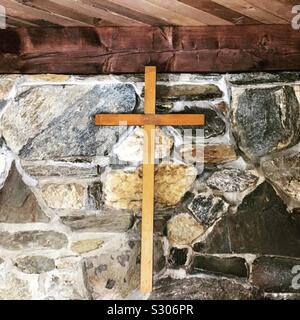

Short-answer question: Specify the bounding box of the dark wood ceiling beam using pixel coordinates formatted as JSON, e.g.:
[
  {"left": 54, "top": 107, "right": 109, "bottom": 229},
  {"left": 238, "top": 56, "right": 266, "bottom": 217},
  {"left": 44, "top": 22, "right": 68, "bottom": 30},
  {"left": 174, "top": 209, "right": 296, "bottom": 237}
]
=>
[
  {"left": 1, "top": 25, "right": 300, "bottom": 74},
  {"left": 178, "top": 0, "right": 261, "bottom": 25}
]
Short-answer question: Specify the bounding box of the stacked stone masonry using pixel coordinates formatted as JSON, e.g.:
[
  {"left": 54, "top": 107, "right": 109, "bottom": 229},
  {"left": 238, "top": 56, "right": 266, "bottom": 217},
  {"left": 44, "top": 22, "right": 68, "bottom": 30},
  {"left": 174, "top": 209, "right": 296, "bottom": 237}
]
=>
[{"left": 1, "top": 72, "right": 300, "bottom": 299}]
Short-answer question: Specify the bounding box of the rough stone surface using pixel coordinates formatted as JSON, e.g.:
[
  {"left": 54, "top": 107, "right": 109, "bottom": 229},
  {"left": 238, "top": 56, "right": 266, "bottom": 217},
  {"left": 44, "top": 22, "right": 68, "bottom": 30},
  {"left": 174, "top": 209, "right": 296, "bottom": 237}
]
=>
[
  {"left": 232, "top": 86, "right": 300, "bottom": 158},
  {"left": 0, "top": 231, "right": 68, "bottom": 250},
  {"left": 228, "top": 72, "right": 300, "bottom": 85},
  {"left": 103, "top": 164, "right": 197, "bottom": 209},
  {"left": 14, "top": 256, "right": 55, "bottom": 274},
  {"left": 0, "top": 75, "right": 18, "bottom": 101},
  {"left": 0, "top": 272, "right": 32, "bottom": 300},
  {"left": 251, "top": 256, "right": 300, "bottom": 293},
  {"left": 155, "top": 164, "right": 198, "bottom": 207},
  {"left": 180, "top": 144, "right": 237, "bottom": 164},
  {"left": 21, "top": 161, "right": 98, "bottom": 177},
  {"left": 0, "top": 84, "right": 137, "bottom": 159},
  {"left": 167, "top": 213, "right": 204, "bottom": 246},
  {"left": 27, "top": 74, "right": 70, "bottom": 82},
  {"left": 113, "top": 127, "right": 173, "bottom": 163},
  {"left": 194, "top": 182, "right": 300, "bottom": 257},
  {"left": 40, "top": 183, "right": 86, "bottom": 210},
  {"left": 61, "top": 214, "right": 134, "bottom": 233},
  {"left": 188, "top": 193, "right": 229, "bottom": 226},
  {"left": 0, "top": 163, "right": 49, "bottom": 223},
  {"left": 39, "top": 257, "right": 89, "bottom": 300},
  {"left": 190, "top": 255, "right": 248, "bottom": 278},
  {"left": 168, "top": 247, "right": 189, "bottom": 268},
  {"left": 173, "top": 106, "right": 226, "bottom": 139},
  {"left": 150, "top": 276, "right": 261, "bottom": 300},
  {"left": 83, "top": 242, "right": 139, "bottom": 299},
  {"left": 156, "top": 84, "right": 223, "bottom": 101},
  {"left": 103, "top": 169, "right": 142, "bottom": 210},
  {"left": 71, "top": 239, "right": 104, "bottom": 254},
  {"left": 262, "top": 152, "right": 300, "bottom": 204},
  {"left": 207, "top": 169, "right": 259, "bottom": 193}
]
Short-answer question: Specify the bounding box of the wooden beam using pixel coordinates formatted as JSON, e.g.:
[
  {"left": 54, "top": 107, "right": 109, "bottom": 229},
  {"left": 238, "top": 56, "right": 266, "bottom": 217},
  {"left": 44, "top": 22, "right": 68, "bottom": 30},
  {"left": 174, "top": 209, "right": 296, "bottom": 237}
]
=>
[
  {"left": 211, "top": 0, "right": 287, "bottom": 24},
  {"left": 95, "top": 114, "right": 205, "bottom": 126},
  {"left": 140, "top": 66, "right": 156, "bottom": 293},
  {"left": 1, "top": 25, "right": 300, "bottom": 74},
  {"left": 178, "top": 0, "right": 261, "bottom": 25}
]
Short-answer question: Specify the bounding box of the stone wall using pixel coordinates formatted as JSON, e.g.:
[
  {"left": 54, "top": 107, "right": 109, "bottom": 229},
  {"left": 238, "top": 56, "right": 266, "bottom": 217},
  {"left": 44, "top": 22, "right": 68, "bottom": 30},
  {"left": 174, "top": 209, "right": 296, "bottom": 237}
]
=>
[{"left": 1, "top": 72, "right": 300, "bottom": 300}]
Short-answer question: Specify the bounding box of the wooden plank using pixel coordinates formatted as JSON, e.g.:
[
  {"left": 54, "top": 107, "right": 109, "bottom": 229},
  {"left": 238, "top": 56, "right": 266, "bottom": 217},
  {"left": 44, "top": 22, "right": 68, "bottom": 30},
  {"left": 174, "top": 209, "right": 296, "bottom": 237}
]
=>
[
  {"left": 0, "top": 0, "right": 91, "bottom": 26},
  {"left": 147, "top": 0, "right": 233, "bottom": 25},
  {"left": 21, "top": 0, "right": 100, "bottom": 27},
  {"left": 245, "top": 0, "right": 294, "bottom": 22},
  {"left": 50, "top": 0, "right": 147, "bottom": 26},
  {"left": 140, "top": 66, "right": 156, "bottom": 293},
  {"left": 178, "top": 0, "right": 261, "bottom": 24},
  {"left": 95, "top": 114, "right": 205, "bottom": 126},
  {"left": 107, "top": 0, "right": 206, "bottom": 25},
  {"left": 212, "top": 0, "right": 288, "bottom": 24},
  {"left": 1, "top": 25, "right": 300, "bottom": 74},
  {"left": 84, "top": 0, "right": 170, "bottom": 26}
]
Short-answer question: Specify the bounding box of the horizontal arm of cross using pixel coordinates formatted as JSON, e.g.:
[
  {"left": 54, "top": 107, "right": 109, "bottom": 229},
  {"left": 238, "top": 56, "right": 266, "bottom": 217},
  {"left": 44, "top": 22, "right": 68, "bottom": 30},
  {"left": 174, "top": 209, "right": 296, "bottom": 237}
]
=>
[{"left": 95, "top": 114, "right": 205, "bottom": 126}]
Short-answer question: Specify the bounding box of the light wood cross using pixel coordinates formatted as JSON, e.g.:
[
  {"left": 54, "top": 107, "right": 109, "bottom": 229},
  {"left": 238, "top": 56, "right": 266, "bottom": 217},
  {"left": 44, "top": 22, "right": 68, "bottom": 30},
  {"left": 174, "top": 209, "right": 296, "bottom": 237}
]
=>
[{"left": 95, "top": 67, "right": 205, "bottom": 293}]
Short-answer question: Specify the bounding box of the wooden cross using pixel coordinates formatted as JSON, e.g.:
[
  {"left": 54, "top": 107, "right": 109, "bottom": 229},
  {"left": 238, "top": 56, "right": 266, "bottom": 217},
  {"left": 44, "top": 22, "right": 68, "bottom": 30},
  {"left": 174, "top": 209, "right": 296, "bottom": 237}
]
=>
[{"left": 95, "top": 67, "right": 205, "bottom": 293}]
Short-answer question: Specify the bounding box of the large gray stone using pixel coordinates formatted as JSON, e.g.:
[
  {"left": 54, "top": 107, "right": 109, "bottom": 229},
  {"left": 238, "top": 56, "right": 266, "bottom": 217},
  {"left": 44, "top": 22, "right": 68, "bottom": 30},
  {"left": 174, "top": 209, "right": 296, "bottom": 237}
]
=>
[
  {"left": 0, "top": 162, "right": 49, "bottom": 223},
  {"left": 150, "top": 276, "right": 261, "bottom": 300},
  {"left": 14, "top": 256, "right": 55, "bottom": 274},
  {"left": 193, "top": 182, "right": 300, "bottom": 257},
  {"left": 0, "top": 231, "right": 68, "bottom": 250},
  {"left": 251, "top": 256, "right": 300, "bottom": 293},
  {"left": 232, "top": 86, "right": 300, "bottom": 159},
  {"left": 0, "top": 84, "right": 137, "bottom": 160}
]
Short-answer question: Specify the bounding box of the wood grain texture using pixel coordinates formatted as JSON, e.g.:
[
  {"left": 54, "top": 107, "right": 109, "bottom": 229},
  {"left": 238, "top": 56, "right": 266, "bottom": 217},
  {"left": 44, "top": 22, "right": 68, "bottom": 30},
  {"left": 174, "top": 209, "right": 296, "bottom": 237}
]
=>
[
  {"left": 146, "top": 0, "right": 233, "bottom": 25},
  {"left": 95, "top": 114, "right": 205, "bottom": 126},
  {"left": 212, "top": 0, "right": 288, "bottom": 24},
  {"left": 140, "top": 66, "right": 156, "bottom": 293},
  {"left": 83, "top": 0, "right": 170, "bottom": 26},
  {"left": 178, "top": 0, "right": 260, "bottom": 24},
  {"left": 1, "top": 25, "right": 300, "bottom": 74},
  {"left": 0, "top": 0, "right": 293, "bottom": 26},
  {"left": 106, "top": 0, "right": 206, "bottom": 25}
]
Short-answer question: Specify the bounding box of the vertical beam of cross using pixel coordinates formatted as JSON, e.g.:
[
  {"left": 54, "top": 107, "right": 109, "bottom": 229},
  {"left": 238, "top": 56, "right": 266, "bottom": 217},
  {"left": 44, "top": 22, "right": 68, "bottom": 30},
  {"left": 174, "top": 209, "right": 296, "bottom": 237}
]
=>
[
  {"left": 94, "top": 67, "right": 204, "bottom": 293},
  {"left": 140, "top": 66, "right": 156, "bottom": 293}
]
